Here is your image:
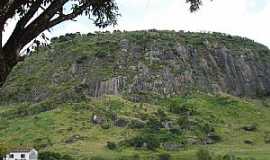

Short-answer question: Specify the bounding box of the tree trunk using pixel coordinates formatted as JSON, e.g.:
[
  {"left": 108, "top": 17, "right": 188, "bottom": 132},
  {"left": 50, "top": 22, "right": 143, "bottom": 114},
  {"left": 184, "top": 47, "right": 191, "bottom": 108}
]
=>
[
  {"left": 0, "top": 55, "right": 10, "bottom": 86},
  {"left": 0, "top": 28, "right": 6, "bottom": 86},
  {"left": 0, "top": 51, "right": 19, "bottom": 86},
  {"left": 0, "top": 35, "right": 19, "bottom": 86}
]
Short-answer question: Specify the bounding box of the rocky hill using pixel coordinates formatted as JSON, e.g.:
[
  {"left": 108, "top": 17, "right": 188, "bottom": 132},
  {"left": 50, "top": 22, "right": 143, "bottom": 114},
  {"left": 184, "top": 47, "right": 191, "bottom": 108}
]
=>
[
  {"left": 1, "top": 30, "right": 270, "bottom": 160},
  {"left": 1, "top": 31, "right": 270, "bottom": 104}
]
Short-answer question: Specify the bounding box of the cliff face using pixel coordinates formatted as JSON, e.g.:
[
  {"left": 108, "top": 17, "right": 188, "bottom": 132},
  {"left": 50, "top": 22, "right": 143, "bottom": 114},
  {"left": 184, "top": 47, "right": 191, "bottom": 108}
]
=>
[{"left": 1, "top": 30, "right": 270, "bottom": 103}]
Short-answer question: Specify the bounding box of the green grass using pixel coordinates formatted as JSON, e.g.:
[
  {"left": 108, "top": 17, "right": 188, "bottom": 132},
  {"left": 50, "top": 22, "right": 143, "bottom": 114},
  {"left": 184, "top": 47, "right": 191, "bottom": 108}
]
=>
[{"left": 1, "top": 94, "right": 270, "bottom": 159}]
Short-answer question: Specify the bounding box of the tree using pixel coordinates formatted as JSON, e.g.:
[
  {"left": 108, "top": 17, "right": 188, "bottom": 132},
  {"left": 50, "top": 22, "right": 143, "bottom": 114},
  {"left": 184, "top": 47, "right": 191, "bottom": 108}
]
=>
[{"left": 0, "top": 0, "right": 203, "bottom": 86}]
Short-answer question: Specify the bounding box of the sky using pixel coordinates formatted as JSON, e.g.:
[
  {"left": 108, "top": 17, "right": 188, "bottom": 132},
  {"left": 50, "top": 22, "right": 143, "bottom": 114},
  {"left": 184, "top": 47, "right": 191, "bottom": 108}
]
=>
[{"left": 3, "top": 0, "right": 270, "bottom": 48}]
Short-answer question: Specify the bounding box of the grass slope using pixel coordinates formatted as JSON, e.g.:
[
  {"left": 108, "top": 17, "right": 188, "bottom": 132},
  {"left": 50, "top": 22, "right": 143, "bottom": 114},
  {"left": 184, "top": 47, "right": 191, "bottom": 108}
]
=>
[{"left": 1, "top": 94, "right": 270, "bottom": 160}]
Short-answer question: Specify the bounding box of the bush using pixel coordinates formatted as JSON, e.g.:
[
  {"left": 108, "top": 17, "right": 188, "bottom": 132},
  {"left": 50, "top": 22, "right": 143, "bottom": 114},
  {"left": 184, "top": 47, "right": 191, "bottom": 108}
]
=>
[
  {"left": 156, "top": 109, "right": 168, "bottom": 121},
  {"left": 177, "top": 116, "right": 189, "bottom": 128},
  {"left": 146, "top": 117, "right": 162, "bottom": 131},
  {"left": 128, "top": 135, "right": 160, "bottom": 150},
  {"left": 95, "top": 50, "right": 109, "bottom": 58},
  {"left": 106, "top": 141, "right": 117, "bottom": 150},
  {"left": 129, "top": 136, "right": 145, "bottom": 148},
  {"left": 200, "top": 123, "right": 215, "bottom": 134},
  {"left": 90, "top": 156, "right": 106, "bottom": 160},
  {"left": 131, "top": 154, "right": 141, "bottom": 160},
  {"left": 146, "top": 136, "right": 160, "bottom": 150},
  {"left": 169, "top": 102, "right": 196, "bottom": 115},
  {"left": 264, "top": 132, "right": 270, "bottom": 144},
  {"left": 222, "top": 154, "right": 237, "bottom": 160},
  {"left": 196, "top": 149, "right": 212, "bottom": 160},
  {"left": 101, "top": 121, "right": 111, "bottom": 129},
  {"left": 39, "top": 151, "right": 74, "bottom": 160},
  {"left": 158, "top": 153, "right": 171, "bottom": 160}
]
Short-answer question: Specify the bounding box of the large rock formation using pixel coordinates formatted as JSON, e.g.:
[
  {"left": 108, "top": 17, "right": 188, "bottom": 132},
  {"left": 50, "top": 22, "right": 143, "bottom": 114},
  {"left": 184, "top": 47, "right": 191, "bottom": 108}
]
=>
[{"left": 0, "top": 30, "right": 269, "bottom": 103}]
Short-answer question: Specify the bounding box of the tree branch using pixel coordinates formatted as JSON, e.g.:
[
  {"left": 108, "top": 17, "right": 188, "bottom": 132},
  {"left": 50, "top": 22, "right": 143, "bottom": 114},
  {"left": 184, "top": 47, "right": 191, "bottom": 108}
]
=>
[{"left": 18, "top": 0, "right": 69, "bottom": 47}]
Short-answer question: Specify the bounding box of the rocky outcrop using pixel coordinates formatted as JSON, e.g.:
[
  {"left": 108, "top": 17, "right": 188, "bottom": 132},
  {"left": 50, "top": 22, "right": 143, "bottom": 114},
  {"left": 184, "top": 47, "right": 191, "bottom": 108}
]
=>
[
  {"left": 0, "top": 31, "right": 269, "bottom": 103},
  {"left": 74, "top": 76, "right": 127, "bottom": 97}
]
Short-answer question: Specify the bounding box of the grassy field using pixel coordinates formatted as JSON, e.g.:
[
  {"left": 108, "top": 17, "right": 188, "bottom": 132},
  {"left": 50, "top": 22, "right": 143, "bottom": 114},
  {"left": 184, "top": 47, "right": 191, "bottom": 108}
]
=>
[{"left": 1, "top": 94, "right": 270, "bottom": 159}]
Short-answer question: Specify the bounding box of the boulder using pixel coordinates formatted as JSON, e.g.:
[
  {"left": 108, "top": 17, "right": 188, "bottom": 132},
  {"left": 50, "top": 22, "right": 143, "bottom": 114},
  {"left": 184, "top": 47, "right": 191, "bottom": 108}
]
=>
[
  {"left": 91, "top": 114, "right": 104, "bottom": 124},
  {"left": 115, "top": 117, "right": 129, "bottom": 127},
  {"left": 244, "top": 139, "right": 254, "bottom": 145},
  {"left": 64, "top": 134, "right": 87, "bottom": 144},
  {"left": 242, "top": 124, "right": 257, "bottom": 131},
  {"left": 128, "top": 119, "right": 146, "bottom": 129},
  {"left": 161, "top": 121, "right": 174, "bottom": 129}
]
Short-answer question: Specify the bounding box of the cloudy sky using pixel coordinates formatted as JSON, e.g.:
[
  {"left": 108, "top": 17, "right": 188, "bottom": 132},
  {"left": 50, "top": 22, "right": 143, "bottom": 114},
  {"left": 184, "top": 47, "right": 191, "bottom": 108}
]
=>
[{"left": 3, "top": 0, "right": 270, "bottom": 48}]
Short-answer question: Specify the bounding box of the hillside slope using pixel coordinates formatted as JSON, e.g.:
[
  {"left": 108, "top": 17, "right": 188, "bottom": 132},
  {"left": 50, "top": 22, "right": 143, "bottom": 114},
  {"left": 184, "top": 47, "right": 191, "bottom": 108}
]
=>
[
  {"left": 1, "top": 94, "right": 270, "bottom": 159},
  {"left": 1, "top": 30, "right": 270, "bottom": 160},
  {"left": 0, "top": 30, "right": 270, "bottom": 104}
]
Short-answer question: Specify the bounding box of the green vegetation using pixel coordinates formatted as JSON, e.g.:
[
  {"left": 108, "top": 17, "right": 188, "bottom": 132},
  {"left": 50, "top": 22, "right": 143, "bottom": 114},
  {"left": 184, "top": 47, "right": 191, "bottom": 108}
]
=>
[
  {"left": 0, "top": 30, "right": 270, "bottom": 159},
  {"left": 0, "top": 143, "right": 9, "bottom": 160},
  {"left": 0, "top": 93, "right": 270, "bottom": 159},
  {"left": 39, "top": 151, "right": 74, "bottom": 160}
]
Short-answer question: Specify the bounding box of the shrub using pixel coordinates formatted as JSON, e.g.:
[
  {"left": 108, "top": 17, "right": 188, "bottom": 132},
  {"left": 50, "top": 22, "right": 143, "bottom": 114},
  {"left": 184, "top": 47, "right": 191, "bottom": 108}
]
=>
[
  {"left": 106, "top": 141, "right": 117, "bottom": 150},
  {"left": 62, "top": 155, "right": 74, "bottom": 160},
  {"left": 128, "top": 135, "right": 160, "bottom": 150},
  {"left": 101, "top": 121, "right": 111, "bottom": 129},
  {"left": 90, "top": 156, "right": 106, "bottom": 160},
  {"left": 196, "top": 149, "right": 212, "bottom": 160},
  {"left": 146, "top": 117, "right": 162, "bottom": 131},
  {"left": 129, "top": 136, "right": 145, "bottom": 148},
  {"left": 95, "top": 50, "right": 109, "bottom": 58},
  {"left": 58, "top": 35, "right": 69, "bottom": 42},
  {"left": 200, "top": 123, "right": 215, "bottom": 134},
  {"left": 177, "top": 116, "right": 189, "bottom": 128},
  {"left": 169, "top": 102, "right": 196, "bottom": 115},
  {"left": 146, "top": 135, "right": 160, "bottom": 150},
  {"left": 156, "top": 109, "right": 168, "bottom": 121},
  {"left": 39, "top": 151, "right": 74, "bottom": 160},
  {"left": 264, "top": 132, "right": 270, "bottom": 144},
  {"left": 158, "top": 153, "right": 171, "bottom": 160},
  {"left": 131, "top": 154, "right": 141, "bottom": 160},
  {"left": 222, "top": 154, "right": 238, "bottom": 160},
  {"left": 33, "top": 137, "right": 53, "bottom": 149}
]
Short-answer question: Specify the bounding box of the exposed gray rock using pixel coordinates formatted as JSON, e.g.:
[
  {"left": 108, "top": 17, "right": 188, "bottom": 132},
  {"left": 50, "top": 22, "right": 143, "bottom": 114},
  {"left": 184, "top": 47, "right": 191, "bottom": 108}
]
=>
[
  {"left": 242, "top": 124, "right": 257, "bottom": 132},
  {"left": 115, "top": 117, "right": 129, "bottom": 127},
  {"left": 64, "top": 134, "right": 87, "bottom": 144},
  {"left": 1, "top": 31, "right": 270, "bottom": 103},
  {"left": 162, "top": 121, "right": 174, "bottom": 129},
  {"left": 128, "top": 119, "right": 146, "bottom": 129},
  {"left": 120, "top": 39, "right": 129, "bottom": 51},
  {"left": 87, "top": 76, "right": 127, "bottom": 97},
  {"left": 91, "top": 115, "right": 104, "bottom": 124}
]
